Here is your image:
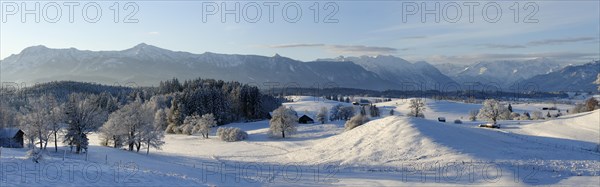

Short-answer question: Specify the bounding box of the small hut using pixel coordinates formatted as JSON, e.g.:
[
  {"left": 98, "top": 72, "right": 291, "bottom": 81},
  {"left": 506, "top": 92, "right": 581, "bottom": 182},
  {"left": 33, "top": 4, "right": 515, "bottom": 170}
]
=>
[
  {"left": 0, "top": 128, "right": 25, "bottom": 148},
  {"left": 298, "top": 115, "right": 314, "bottom": 124}
]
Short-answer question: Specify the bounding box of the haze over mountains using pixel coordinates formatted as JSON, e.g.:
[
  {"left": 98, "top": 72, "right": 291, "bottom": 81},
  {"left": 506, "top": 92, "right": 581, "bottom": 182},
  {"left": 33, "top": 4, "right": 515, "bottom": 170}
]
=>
[{"left": 1, "top": 44, "right": 598, "bottom": 92}]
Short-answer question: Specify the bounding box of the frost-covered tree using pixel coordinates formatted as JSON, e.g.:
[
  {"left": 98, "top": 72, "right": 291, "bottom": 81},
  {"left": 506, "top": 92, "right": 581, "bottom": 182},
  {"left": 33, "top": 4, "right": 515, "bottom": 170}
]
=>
[
  {"left": 338, "top": 106, "right": 355, "bottom": 120},
  {"left": 468, "top": 110, "right": 478, "bottom": 121},
  {"left": 141, "top": 118, "right": 165, "bottom": 155},
  {"left": 269, "top": 106, "right": 297, "bottom": 138},
  {"left": 409, "top": 98, "right": 426, "bottom": 118},
  {"left": 329, "top": 104, "right": 343, "bottom": 121},
  {"left": 100, "top": 115, "right": 127, "bottom": 148},
  {"left": 181, "top": 115, "right": 199, "bottom": 135},
  {"left": 100, "top": 97, "right": 164, "bottom": 153},
  {"left": 166, "top": 98, "right": 184, "bottom": 134},
  {"left": 316, "top": 107, "right": 328, "bottom": 124},
  {"left": 344, "top": 114, "right": 370, "bottom": 131},
  {"left": 477, "top": 99, "right": 509, "bottom": 124},
  {"left": 48, "top": 104, "right": 66, "bottom": 152},
  {"left": 64, "top": 93, "right": 108, "bottom": 154},
  {"left": 195, "top": 113, "right": 217, "bottom": 138},
  {"left": 19, "top": 94, "right": 64, "bottom": 150},
  {"left": 154, "top": 109, "right": 168, "bottom": 131}
]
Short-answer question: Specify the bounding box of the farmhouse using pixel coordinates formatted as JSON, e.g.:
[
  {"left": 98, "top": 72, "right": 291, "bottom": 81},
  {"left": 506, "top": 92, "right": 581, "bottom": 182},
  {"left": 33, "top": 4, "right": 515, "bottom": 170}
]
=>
[
  {"left": 298, "top": 115, "right": 314, "bottom": 124},
  {"left": 0, "top": 128, "right": 25, "bottom": 148}
]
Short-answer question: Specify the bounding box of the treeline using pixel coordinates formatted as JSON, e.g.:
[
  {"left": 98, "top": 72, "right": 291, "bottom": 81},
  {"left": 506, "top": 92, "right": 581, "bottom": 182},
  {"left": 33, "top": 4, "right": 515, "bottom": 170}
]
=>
[
  {"left": 3, "top": 81, "right": 135, "bottom": 103},
  {"left": 265, "top": 87, "right": 569, "bottom": 100},
  {"left": 157, "top": 78, "right": 283, "bottom": 125}
]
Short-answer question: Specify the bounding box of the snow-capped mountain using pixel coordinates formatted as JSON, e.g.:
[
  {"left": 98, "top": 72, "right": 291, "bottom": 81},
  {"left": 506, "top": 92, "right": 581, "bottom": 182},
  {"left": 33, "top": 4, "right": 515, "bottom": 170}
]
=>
[
  {"left": 519, "top": 61, "right": 600, "bottom": 92},
  {"left": 435, "top": 58, "right": 567, "bottom": 88},
  {"left": 320, "top": 55, "right": 457, "bottom": 90},
  {"left": 1, "top": 44, "right": 403, "bottom": 90}
]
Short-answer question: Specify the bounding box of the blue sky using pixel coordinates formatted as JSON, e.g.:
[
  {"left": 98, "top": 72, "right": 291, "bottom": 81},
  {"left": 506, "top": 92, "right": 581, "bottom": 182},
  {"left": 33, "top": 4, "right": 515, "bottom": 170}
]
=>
[{"left": 1, "top": 1, "right": 599, "bottom": 64}]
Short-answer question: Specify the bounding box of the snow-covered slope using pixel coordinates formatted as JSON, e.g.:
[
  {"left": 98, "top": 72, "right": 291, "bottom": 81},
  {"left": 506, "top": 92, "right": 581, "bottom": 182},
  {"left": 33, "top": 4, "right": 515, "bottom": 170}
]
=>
[
  {"left": 505, "top": 110, "right": 600, "bottom": 145},
  {"left": 2, "top": 98, "right": 599, "bottom": 186},
  {"left": 284, "top": 116, "right": 470, "bottom": 166}
]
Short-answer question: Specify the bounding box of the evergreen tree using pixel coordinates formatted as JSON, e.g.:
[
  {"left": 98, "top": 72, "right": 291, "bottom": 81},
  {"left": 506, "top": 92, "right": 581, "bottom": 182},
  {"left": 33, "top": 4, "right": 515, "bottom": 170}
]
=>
[{"left": 64, "top": 93, "right": 108, "bottom": 154}]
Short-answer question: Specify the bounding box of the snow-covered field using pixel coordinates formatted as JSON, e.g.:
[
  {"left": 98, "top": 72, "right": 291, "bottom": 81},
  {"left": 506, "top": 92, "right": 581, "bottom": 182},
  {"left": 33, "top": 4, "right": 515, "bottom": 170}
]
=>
[{"left": 2, "top": 96, "right": 599, "bottom": 186}]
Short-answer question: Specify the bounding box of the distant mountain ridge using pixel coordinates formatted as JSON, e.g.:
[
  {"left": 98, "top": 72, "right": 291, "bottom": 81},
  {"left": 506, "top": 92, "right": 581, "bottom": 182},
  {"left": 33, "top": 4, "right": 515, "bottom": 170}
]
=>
[
  {"left": 0, "top": 44, "right": 451, "bottom": 90},
  {"left": 518, "top": 61, "right": 600, "bottom": 92},
  {"left": 2, "top": 44, "right": 597, "bottom": 92}
]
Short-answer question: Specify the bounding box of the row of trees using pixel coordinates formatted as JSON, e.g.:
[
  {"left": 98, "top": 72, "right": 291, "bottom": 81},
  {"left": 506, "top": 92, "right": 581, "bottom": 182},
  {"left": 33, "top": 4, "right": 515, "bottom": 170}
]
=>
[
  {"left": 3, "top": 78, "right": 280, "bottom": 155},
  {"left": 17, "top": 93, "right": 116, "bottom": 154}
]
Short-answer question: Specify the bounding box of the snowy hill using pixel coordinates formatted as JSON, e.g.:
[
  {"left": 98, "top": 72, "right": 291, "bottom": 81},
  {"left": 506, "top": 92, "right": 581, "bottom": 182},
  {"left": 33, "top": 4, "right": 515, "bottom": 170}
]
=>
[{"left": 504, "top": 110, "right": 600, "bottom": 145}]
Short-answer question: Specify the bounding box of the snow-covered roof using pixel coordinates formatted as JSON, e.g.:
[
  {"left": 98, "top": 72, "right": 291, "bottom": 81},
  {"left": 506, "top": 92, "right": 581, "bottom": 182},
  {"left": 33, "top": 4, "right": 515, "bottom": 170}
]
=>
[{"left": 0, "top": 128, "right": 23, "bottom": 138}]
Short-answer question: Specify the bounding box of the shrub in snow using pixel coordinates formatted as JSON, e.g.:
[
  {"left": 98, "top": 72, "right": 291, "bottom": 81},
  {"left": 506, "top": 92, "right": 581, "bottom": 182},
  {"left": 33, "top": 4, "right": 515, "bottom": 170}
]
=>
[
  {"left": 454, "top": 119, "right": 462, "bottom": 124},
  {"left": 585, "top": 98, "right": 599, "bottom": 111},
  {"left": 173, "top": 126, "right": 183, "bottom": 134},
  {"left": 510, "top": 112, "right": 521, "bottom": 120},
  {"left": 344, "top": 114, "right": 370, "bottom": 131},
  {"left": 217, "top": 127, "right": 248, "bottom": 142},
  {"left": 531, "top": 111, "right": 544, "bottom": 120},
  {"left": 518, "top": 115, "right": 531, "bottom": 121},
  {"left": 26, "top": 149, "right": 44, "bottom": 163},
  {"left": 180, "top": 123, "right": 194, "bottom": 135},
  {"left": 165, "top": 124, "right": 178, "bottom": 134}
]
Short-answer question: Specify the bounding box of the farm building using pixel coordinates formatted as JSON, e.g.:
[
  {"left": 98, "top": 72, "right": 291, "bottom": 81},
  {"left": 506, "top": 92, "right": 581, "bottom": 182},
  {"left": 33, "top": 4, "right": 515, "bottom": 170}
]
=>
[
  {"left": 0, "top": 128, "right": 25, "bottom": 148},
  {"left": 298, "top": 115, "right": 314, "bottom": 124}
]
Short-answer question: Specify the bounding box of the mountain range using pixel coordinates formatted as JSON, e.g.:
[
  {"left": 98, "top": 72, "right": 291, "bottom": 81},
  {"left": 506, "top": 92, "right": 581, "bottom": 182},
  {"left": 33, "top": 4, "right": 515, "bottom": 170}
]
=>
[{"left": 1, "top": 44, "right": 598, "bottom": 92}]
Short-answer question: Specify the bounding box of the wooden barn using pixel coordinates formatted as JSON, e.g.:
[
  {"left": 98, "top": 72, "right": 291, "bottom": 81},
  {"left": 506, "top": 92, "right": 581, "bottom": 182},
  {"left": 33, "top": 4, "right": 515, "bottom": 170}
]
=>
[
  {"left": 298, "top": 115, "right": 314, "bottom": 124},
  {"left": 0, "top": 128, "right": 25, "bottom": 148}
]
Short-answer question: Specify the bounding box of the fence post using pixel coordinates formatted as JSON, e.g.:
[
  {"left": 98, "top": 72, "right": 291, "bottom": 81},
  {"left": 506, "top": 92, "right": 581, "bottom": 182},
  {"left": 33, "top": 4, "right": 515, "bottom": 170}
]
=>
[
  {"left": 105, "top": 154, "right": 108, "bottom": 164},
  {"left": 63, "top": 150, "right": 66, "bottom": 161},
  {"left": 85, "top": 151, "right": 88, "bottom": 161}
]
